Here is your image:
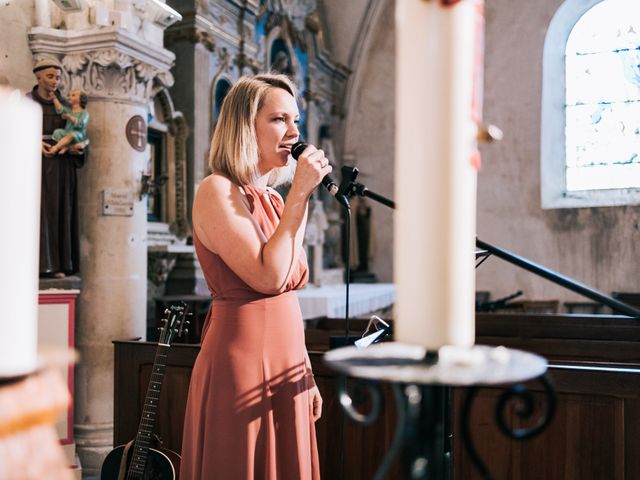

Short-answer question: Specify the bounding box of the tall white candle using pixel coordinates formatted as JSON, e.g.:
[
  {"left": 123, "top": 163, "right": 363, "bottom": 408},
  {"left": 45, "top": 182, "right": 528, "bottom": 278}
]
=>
[
  {"left": 0, "top": 88, "right": 42, "bottom": 376},
  {"left": 394, "top": 0, "right": 484, "bottom": 350}
]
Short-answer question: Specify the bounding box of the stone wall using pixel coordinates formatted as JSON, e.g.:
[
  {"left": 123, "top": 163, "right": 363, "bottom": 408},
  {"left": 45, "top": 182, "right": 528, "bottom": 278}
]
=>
[
  {"left": 326, "top": 0, "right": 640, "bottom": 305},
  {"left": 476, "top": 0, "right": 640, "bottom": 304}
]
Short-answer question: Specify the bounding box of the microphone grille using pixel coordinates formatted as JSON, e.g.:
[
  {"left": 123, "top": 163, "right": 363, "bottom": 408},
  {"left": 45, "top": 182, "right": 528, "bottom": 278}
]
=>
[{"left": 291, "top": 141, "right": 307, "bottom": 160}]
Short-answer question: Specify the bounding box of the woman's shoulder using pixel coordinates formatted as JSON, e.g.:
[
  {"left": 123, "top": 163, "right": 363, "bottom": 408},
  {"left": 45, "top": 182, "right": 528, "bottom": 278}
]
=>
[
  {"left": 198, "top": 173, "right": 236, "bottom": 195},
  {"left": 195, "top": 174, "right": 247, "bottom": 211}
]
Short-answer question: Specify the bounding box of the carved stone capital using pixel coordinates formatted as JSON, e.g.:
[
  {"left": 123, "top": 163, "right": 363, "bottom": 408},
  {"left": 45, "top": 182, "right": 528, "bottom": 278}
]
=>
[{"left": 28, "top": 26, "right": 175, "bottom": 104}]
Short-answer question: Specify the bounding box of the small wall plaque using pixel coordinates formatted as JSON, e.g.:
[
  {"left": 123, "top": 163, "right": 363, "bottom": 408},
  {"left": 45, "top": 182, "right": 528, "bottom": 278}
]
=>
[
  {"left": 126, "top": 115, "right": 147, "bottom": 152},
  {"left": 103, "top": 190, "right": 134, "bottom": 216}
]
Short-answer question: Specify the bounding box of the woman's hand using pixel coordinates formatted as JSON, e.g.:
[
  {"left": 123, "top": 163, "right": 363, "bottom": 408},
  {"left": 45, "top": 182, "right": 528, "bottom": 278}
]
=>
[
  {"left": 310, "top": 385, "right": 323, "bottom": 422},
  {"left": 289, "top": 144, "right": 332, "bottom": 200}
]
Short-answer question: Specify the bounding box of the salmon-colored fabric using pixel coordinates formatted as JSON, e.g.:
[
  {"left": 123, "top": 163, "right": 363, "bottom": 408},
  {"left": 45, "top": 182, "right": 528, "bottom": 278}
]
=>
[{"left": 180, "top": 184, "right": 319, "bottom": 480}]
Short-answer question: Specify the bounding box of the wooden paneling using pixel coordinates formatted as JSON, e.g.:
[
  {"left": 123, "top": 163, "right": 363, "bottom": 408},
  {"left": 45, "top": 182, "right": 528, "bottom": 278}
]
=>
[
  {"left": 452, "top": 367, "right": 640, "bottom": 480},
  {"left": 113, "top": 340, "right": 197, "bottom": 453},
  {"left": 114, "top": 313, "right": 640, "bottom": 479},
  {"left": 451, "top": 313, "right": 640, "bottom": 480}
]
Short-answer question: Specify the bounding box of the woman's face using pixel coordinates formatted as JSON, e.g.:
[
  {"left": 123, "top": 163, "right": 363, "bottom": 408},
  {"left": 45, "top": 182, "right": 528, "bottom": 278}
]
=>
[{"left": 255, "top": 87, "right": 300, "bottom": 175}]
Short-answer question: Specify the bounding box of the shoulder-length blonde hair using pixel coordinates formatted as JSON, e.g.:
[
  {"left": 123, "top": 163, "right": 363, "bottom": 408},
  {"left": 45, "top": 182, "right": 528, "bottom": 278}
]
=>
[{"left": 209, "top": 73, "right": 297, "bottom": 187}]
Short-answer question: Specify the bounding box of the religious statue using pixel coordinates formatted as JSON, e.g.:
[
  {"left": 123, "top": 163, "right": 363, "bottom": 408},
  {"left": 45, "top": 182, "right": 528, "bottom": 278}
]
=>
[
  {"left": 304, "top": 197, "right": 329, "bottom": 285},
  {"left": 271, "top": 50, "right": 294, "bottom": 77},
  {"left": 350, "top": 197, "right": 377, "bottom": 283},
  {"left": 28, "top": 59, "right": 88, "bottom": 278},
  {"left": 49, "top": 89, "right": 89, "bottom": 155}
]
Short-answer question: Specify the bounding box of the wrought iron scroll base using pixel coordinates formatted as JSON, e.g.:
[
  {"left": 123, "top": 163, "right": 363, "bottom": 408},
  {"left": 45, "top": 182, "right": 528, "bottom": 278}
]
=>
[
  {"left": 460, "top": 373, "right": 557, "bottom": 480},
  {"left": 326, "top": 343, "right": 556, "bottom": 480}
]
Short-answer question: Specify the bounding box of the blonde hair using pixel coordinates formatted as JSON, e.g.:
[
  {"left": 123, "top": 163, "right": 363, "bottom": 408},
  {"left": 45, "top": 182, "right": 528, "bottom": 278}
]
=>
[{"left": 209, "top": 73, "right": 298, "bottom": 187}]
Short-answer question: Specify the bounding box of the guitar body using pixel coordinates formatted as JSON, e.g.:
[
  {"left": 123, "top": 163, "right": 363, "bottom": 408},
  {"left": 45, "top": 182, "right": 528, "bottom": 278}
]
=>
[{"left": 100, "top": 444, "right": 180, "bottom": 480}]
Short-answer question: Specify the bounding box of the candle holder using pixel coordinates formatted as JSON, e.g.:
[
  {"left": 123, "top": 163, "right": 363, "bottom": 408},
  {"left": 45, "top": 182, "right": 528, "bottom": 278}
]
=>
[{"left": 325, "top": 343, "right": 556, "bottom": 480}]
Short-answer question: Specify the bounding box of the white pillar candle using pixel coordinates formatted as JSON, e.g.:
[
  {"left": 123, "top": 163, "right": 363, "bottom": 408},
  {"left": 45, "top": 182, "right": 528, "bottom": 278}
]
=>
[
  {"left": 394, "top": 0, "right": 484, "bottom": 350},
  {"left": 0, "top": 88, "right": 42, "bottom": 376}
]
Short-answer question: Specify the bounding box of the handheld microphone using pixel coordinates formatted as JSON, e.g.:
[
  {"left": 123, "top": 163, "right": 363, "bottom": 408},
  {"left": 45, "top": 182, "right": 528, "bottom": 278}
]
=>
[{"left": 291, "top": 141, "right": 350, "bottom": 209}]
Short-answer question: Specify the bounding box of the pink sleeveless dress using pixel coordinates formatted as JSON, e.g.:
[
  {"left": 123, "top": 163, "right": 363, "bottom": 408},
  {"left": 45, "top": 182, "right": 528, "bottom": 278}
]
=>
[{"left": 180, "top": 184, "right": 320, "bottom": 480}]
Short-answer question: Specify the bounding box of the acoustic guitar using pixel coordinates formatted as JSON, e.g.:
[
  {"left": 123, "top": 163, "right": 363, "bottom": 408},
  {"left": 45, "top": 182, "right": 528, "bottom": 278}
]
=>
[{"left": 101, "top": 303, "right": 189, "bottom": 480}]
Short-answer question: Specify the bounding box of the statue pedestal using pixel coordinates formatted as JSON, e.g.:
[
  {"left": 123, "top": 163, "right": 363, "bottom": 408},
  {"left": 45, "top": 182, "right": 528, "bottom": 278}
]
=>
[
  {"left": 350, "top": 269, "right": 378, "bottom": 283},
  {"left": 38, "top": 289, "right": 80, "bottom": 476}
]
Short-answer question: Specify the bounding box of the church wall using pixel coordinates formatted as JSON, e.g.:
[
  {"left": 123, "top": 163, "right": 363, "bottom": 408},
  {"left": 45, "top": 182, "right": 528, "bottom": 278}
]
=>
[
  {"left": 322, "top": 0, "right": 369, "bottom": 67},
  {"left": 335, "top": 0, "right": 640, "bottom": 305},
  {"left": 0, "top": 1, "right": 37, "bottom": 90},
  {"left": 476, "top": 0, "right": 640, "bottom": 305},
  {"left": 341, "top": 0, "right": 395, "bottom": 283}
]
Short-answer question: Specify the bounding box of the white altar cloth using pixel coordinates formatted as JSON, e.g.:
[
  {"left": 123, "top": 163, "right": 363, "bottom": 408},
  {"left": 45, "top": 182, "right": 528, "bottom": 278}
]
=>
[{"left": 296, "top": 283, "right": 396, "bottom": 320}]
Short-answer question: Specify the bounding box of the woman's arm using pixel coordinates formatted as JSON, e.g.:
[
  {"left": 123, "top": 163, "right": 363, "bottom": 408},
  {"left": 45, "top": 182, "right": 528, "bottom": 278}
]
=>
[{"left": 193, "top": 148, "right": 331, "bottom": 294}]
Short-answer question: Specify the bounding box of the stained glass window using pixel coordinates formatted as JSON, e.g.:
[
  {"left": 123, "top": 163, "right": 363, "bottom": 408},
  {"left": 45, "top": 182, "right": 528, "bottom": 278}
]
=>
[{"left": 565, "top": 0, "right": 640, "bottom": 191}]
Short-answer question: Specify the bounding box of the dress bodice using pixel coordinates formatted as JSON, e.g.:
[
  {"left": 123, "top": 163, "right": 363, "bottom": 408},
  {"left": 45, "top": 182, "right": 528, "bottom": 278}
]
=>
[{"left": 193, "top": 183, "right": 309, "bottom": 301}]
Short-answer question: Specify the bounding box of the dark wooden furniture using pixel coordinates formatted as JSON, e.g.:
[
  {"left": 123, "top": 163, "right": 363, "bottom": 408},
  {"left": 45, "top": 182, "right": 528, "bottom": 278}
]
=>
[
  {"left": 453, "top": 313, "right": 640, "bottom": 480},
  {"left": 113, "top": 340, "right": 197, "bottom": 453},
  {"left": 152, "top": 295, "right": 211, "bottom": 343},
  {"left": 114, "top": 312, "right": 640, "bottom": 479},
  {"left": 613, "top": 292, "right": 640, "bottom": 308},
  {"left": 564, "top": 301, "right": 605, "bottom": 314}
]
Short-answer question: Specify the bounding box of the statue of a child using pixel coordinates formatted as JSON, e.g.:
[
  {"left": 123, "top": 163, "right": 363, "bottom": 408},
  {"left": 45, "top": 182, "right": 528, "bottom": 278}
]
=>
[{"left": 49, "top": 89, "right": 89, "bottom": 155}]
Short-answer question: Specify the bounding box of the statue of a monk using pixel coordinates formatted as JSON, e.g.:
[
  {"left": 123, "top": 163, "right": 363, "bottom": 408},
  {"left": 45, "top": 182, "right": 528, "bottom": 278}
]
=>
[{"left": 28, "top": 59, "right": 88, "bottom": 278}]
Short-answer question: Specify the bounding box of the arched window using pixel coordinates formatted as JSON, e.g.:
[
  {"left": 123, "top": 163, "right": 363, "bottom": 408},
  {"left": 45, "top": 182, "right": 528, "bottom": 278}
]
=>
[
  {"left": 213, "top": 78, "right": 231, "bottom": 123},
  {"left": 541, "top": 0, "right": 640, "bottom": 208}
]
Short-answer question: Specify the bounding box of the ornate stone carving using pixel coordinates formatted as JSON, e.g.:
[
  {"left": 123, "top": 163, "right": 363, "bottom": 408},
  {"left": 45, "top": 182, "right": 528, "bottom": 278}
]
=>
[
  {"left": 31, "top": 50, "right": 174, "bottom": 103},
  {"left": 29, "top": 27, "right": 175, "bottom": 104},
  {"left": 235, "top": 52, "right": 262, "bottom": 74}
]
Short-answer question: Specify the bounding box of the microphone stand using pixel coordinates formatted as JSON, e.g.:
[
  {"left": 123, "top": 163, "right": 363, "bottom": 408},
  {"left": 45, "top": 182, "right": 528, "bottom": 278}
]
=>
[
  {"left": 329, "top": 166, "right": 396, "bottom": 350},
  {"left": 338, "top": 165, "right": 396, "bottom": 209}
]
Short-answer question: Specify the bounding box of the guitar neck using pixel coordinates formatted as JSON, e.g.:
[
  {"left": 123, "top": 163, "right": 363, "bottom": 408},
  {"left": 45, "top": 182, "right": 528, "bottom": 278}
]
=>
[{"left": 126, "top": 343, "right": 170, "bottom": 479}]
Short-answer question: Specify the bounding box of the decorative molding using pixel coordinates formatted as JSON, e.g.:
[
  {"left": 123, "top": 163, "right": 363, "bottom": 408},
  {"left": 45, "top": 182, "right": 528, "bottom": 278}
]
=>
[
  {"left": 153, "top": 88, "right": 190, "bottom": 239},
  {"left": 165, "top": 24, "right": 216, "bottom": 51},
  {"left": 28, "top": 26, "right": 175, "bottom": 104},
  {"left": 263, "top": 0, "right": 317, "bottom": 32},
  {"left": 168, "top": 13, "right": 242, "bottom": 53},
  {"left": 168, "top": 112, "right": 190, "bottom": 238}
]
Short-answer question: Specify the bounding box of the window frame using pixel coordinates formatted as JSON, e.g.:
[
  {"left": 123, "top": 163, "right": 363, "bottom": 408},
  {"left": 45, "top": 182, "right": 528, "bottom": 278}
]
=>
[{"left": 541, "top": 0, "right": 640, "bottom": 208}]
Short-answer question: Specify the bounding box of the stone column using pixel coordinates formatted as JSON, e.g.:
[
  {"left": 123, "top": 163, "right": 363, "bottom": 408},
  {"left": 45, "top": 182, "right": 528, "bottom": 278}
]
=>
[{"left": 29, "top": 27, "right": 175, "bottom": 476}]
